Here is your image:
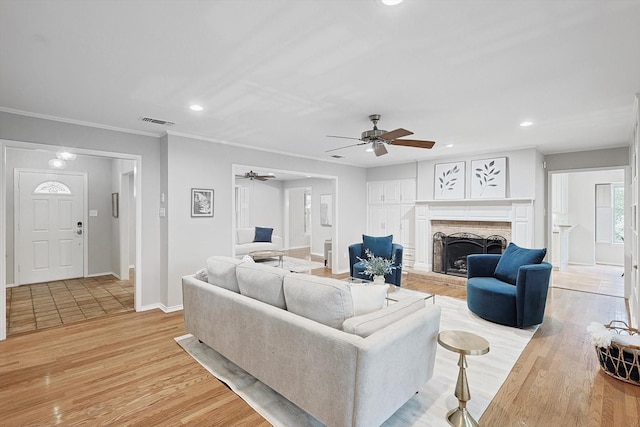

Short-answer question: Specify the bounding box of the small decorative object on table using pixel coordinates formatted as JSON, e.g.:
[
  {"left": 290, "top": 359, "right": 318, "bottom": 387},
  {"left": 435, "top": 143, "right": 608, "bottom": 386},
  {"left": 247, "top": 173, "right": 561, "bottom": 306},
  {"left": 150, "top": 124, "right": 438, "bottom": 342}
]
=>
[
  {"left": 588, "top": 320, "right": 640, "bottom": 385},
  {"left": 357, "top": 248, "right": 396, "bottom": 284}
]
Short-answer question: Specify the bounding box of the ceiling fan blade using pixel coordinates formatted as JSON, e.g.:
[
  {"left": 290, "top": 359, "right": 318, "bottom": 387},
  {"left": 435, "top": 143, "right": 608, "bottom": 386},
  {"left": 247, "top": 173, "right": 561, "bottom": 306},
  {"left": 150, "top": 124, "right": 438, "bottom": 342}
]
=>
[
  {"left": 379, "top": 128, "right": 413, "bottom": 141},
  {"left": 326, "top": 135, "right": 363, "bottom": 141},
  {"left": 391, "top": 139, "right": 436, "bottom": 149},
  {"left": 325, "top": 141, "right": 368, "bottom": 153},
  {"left": 373, "top": 142, "right": 388, "bottom": 157},
  {"left": 256, "top": 177, "right": 269, "bottom": 181}
]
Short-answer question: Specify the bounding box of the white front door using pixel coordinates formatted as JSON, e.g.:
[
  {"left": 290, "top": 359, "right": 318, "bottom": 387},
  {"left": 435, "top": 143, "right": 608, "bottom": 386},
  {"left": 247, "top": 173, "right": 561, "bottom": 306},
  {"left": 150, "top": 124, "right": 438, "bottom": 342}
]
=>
[{"left": 15, "top": 170, "right": 85, "bottom": 285}]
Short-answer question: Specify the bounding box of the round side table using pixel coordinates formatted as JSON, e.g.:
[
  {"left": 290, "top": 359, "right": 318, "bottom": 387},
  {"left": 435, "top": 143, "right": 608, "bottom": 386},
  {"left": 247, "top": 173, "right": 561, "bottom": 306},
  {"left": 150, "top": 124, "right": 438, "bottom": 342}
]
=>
[{"left": 437, "top": 330, "right": 490, "bottom": 427}]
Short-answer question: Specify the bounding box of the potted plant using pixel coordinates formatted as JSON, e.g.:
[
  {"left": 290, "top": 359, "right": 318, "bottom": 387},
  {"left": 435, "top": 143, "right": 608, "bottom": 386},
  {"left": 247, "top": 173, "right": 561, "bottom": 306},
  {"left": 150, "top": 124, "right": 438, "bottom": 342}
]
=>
[{"left": 358, "top": 248, "right": 396, "bottom": 284}]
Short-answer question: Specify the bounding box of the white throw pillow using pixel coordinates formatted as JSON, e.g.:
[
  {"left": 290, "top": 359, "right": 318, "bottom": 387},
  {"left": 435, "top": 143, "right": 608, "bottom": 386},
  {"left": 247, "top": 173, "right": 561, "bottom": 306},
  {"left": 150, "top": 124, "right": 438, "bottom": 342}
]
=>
[
  {"left": 612, "top": 333, "right": 640, "bottom": 347},
  {"left": 241, "top": 254, "right": 255, "bottom": 263},
  {"left": 237, "top": 228, "right": 256, "bottom": 245},
  {"left": 349, "top": 283, "right": 389, "bottom": 316}
]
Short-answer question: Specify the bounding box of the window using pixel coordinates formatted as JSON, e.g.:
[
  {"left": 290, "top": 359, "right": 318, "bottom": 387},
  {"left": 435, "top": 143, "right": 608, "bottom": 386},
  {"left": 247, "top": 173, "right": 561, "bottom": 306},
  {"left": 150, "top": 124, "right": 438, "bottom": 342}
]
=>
[
  {"left": 33, "top": 181, "right": 71, "bottom": 194},
  {"left": 613, "top": 183, "right": 624, "bottom": 243},
  {"left": 595, "top": 183, "right": 624, "bottom": 244}
]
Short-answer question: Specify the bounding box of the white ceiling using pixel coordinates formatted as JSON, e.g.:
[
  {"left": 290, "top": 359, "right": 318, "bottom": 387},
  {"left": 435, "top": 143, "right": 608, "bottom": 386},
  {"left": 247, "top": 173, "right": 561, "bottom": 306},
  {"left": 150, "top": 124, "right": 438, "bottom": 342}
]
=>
[{"left": 1, "top": 0, "right": 640, "bottom": 168}]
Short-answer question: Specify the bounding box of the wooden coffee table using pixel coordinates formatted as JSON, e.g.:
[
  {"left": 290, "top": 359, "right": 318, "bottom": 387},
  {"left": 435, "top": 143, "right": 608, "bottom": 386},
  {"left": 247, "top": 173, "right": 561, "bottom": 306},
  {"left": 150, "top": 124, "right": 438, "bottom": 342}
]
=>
[{"left": 248, "top": 250, "right": 284, "bottom": 267}]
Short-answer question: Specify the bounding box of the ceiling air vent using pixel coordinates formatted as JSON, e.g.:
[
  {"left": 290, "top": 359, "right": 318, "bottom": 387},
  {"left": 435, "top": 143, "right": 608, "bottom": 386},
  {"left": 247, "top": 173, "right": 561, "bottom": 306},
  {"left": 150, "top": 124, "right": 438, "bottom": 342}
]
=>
[{"left": 139, "top": 116, "right": 175, "bottom": 126}]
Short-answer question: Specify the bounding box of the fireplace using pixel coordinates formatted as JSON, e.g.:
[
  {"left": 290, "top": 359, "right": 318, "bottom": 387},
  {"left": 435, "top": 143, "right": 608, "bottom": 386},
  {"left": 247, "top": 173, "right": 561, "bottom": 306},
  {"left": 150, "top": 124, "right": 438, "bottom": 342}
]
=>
[{"left": 433, "top": 232, "right": 507, "bottom": 277}]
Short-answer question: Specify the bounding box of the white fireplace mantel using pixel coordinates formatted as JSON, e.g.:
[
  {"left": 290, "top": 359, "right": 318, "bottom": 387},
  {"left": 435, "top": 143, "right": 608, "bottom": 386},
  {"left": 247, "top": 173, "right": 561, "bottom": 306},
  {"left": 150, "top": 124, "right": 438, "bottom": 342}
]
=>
[{"left": 413, "top": 198, "right": 535, "bottom": 272}]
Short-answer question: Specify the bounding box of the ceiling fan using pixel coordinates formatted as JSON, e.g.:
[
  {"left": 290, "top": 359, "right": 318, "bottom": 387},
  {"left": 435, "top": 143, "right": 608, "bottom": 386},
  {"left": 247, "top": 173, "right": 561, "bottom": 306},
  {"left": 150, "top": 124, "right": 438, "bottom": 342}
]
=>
[
  {"left": 235, "top": 170, "right": 276, "bottom": 181},
  {"left": 326, "top": 114, "right": 435, "bottom": 157}
]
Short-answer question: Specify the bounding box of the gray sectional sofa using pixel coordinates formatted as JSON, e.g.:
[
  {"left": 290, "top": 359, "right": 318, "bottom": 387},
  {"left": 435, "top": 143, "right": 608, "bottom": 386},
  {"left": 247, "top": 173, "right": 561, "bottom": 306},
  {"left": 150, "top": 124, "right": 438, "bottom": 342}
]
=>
[{"left": 182, "top": 256, "right": 441, "bottom": 427}]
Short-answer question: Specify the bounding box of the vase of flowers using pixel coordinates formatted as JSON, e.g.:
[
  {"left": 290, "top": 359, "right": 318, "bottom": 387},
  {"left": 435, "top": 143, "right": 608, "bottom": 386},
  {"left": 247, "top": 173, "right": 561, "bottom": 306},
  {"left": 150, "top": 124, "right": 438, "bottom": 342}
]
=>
[{"left": 358, "top": 248, "right": 396, "bottom": 284}]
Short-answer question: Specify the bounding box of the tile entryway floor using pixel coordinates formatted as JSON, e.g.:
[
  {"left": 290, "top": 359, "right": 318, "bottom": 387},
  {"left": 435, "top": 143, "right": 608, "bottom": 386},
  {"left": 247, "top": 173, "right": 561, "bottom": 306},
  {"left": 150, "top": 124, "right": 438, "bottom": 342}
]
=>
[{"left": 6, "top": 274, "right": 134, "bottom": 336}]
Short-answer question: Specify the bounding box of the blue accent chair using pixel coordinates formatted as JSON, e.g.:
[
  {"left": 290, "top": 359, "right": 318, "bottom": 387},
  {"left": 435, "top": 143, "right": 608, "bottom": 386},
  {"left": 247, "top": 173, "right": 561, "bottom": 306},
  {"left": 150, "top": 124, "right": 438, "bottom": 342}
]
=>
[
  {"left": 349, "top": 243, "right": 403, "bottom": 286},
  {"left": 466, "top": 253, "right": 552, "bottom": 328}
]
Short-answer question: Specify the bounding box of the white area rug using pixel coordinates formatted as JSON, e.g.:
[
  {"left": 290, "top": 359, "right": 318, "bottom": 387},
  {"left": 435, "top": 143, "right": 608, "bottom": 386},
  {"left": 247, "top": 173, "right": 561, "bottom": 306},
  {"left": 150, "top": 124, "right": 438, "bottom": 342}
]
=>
[
  {"left": 175, "top": 295, "right": 537, "bottom": 426},
  {"left": 257, "top": 256, "right": 325, "bottom": 273}
]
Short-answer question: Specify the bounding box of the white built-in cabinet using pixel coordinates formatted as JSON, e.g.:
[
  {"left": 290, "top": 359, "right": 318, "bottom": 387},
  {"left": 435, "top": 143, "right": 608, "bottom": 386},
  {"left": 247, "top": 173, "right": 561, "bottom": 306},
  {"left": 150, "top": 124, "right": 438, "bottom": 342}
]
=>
[
  {"left": 552, "top": 173, "right": 568, "bottom": 214},
  {"left": 367, "top": 179, "right": 416, "bottom": 267}
]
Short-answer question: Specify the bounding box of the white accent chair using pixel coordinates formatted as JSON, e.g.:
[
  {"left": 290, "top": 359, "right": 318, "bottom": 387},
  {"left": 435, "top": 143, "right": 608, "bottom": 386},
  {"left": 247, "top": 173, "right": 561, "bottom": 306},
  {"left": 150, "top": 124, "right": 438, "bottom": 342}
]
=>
[{"left": 235, "top": 227, "right": 283, "bottom": 257}]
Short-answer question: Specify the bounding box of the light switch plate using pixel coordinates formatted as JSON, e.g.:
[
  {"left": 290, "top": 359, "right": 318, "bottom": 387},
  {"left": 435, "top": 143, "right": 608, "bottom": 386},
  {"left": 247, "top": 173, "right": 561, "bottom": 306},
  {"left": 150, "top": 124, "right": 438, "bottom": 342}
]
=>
[{"left": 89, "top": 210, "right": 98, "bottom": 217}]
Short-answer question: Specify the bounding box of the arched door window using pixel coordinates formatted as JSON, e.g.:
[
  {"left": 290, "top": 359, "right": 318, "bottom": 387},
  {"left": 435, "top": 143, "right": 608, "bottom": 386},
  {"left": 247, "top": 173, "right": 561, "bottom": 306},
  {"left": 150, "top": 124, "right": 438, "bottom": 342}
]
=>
[{"left": 33, "top": 181, "right": 72, "bottom": 195}]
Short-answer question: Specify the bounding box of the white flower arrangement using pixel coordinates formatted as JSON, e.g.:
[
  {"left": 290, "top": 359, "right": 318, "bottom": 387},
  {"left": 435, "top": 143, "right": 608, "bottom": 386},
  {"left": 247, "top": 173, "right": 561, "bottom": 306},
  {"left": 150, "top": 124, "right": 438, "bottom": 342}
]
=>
[{"left": 358, "top": 248, "right": 397, "bottom": 277}]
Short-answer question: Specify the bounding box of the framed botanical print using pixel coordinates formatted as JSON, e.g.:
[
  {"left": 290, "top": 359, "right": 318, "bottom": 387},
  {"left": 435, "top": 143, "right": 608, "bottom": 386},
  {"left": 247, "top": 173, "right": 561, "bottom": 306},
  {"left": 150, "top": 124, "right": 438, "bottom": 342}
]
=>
[
  {"left": 191, "top": 188, "right": 214, "bottom": 217},
  {"left": 470, "top": 157, "right": 507, "bottom": 199},
  {"left": 434, "top": 161, "right": 465, "bottom": 200}
]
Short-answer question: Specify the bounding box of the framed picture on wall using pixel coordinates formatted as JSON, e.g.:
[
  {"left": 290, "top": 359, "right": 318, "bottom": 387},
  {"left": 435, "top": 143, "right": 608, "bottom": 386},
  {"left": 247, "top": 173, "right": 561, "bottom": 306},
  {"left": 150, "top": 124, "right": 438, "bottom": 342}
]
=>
[
  {"left": 191, "top": 188, "right": 214, "bottom": 217},
  {"left": 470, "top": 157, "right": 507, "bottom": 199},
  {"left": 434, "top": 161, "right": 465, "bottom": 200},
  {"left": 320, "top": 194, "right": 332, "bottom": 226}
]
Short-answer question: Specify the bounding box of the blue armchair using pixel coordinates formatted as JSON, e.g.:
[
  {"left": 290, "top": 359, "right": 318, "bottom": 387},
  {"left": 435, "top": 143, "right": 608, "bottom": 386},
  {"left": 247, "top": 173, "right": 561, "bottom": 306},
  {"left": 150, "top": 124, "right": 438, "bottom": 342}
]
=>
[
  {"left": 349, "top": 242, "right": 403, "bottom": 287},
  {"left": 466, "top": 246, "right": 552, "bottom": 328}
]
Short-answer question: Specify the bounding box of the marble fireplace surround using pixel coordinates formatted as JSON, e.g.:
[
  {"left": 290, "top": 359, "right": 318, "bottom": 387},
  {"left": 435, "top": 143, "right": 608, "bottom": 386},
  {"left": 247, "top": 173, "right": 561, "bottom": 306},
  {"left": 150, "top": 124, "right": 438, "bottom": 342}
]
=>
[{"left": 413, "top": 198, "right": 535, "bottom": 272}]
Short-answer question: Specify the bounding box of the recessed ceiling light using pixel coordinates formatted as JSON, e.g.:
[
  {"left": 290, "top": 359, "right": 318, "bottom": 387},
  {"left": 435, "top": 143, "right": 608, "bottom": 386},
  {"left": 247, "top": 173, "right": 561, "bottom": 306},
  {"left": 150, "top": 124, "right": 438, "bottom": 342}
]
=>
[
  {"left": 381, "top": 0, "right": 403, "bottom": 5},
  {"left": 445, "top": 144, "right": 454, "bottom": 148},
  {"left": 189, "top": 104, "right": 204, "bottom": 112},
  {"left": 520, "top": 121, "right": 533, "bottom": 127}
]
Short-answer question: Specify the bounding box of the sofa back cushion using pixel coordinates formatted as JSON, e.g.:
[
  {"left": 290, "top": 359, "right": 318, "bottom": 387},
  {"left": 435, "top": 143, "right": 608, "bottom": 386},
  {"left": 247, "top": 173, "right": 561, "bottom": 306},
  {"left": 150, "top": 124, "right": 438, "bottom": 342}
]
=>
[
  {"left": 283, "top": 275, "right": 354, "bottom": 329},
  {"left": 349, "top": 283, "right": 388, "bottom": 316},
  {"left": 494, "top": 242, "right": 547, "bottom": 285},
  {"left": 236, "top": 262, "right": 288, "bottom": 309},
  {"left": 206, "top": 256, "right": 242, "bottom": 293},
  {"left": 237, "top": 227, "right": 256, "bottom": 245},
  {"left": 362, "top": 234, "right": 393, "bottom": 259}
]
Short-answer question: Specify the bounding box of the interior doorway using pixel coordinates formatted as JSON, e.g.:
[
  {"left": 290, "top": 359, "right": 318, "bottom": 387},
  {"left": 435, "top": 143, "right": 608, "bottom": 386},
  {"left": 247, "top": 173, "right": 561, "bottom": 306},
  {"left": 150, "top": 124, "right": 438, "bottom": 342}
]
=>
[
  {"left": 1, "top": 142, "right": 142, "bottom": 340},
  {"left": 549, "top": 168, "right": 627, "bottom": 297}
]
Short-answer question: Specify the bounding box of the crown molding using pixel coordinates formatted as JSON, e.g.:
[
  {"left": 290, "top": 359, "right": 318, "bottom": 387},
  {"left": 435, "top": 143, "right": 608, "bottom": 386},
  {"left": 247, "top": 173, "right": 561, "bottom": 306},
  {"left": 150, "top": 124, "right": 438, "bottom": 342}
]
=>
[{"left": 0, "top": 107, "right": 161, "bottom": 138}]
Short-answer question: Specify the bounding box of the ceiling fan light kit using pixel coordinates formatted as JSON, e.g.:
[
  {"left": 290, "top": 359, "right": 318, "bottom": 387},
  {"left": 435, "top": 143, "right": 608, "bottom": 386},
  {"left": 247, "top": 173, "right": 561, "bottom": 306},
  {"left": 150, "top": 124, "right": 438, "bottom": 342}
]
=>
[{"left": 326, "top": 114, "right": 436, "bottom": 157}]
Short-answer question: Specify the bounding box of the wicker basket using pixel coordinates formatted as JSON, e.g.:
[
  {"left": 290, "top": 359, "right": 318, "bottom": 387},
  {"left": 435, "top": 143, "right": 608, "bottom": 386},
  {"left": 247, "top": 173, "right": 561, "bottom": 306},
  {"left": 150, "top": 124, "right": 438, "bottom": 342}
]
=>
[{"left": 595, "top": 320, "right": 640, "bottom": 386}]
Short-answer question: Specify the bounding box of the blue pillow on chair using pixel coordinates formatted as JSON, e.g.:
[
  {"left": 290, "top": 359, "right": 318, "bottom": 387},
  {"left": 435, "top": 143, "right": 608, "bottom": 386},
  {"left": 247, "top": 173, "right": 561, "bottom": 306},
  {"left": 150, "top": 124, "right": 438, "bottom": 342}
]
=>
[
  {"left": 494, "top": 242, "right": 546, "bottom": 285},
  {"left": 254, "top": 227, "right": 273, "bottom": 243},
  {"left": 362, "top": 234, "right": 393, "bottom": 259}
]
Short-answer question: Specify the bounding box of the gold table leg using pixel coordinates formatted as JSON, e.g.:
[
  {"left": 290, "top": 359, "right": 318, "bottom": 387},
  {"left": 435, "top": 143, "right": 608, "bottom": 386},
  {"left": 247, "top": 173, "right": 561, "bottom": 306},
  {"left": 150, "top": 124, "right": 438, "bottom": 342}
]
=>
[{"left": 446, "top": 352, "right": 480, "bottom": 427}]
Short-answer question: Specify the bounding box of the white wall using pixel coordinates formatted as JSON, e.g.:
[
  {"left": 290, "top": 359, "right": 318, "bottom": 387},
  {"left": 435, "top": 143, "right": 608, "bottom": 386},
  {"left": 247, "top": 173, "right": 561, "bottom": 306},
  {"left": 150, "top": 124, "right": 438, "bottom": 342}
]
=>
[
  {"left": 239, "top": 179, "right": 284, "bottom": 239},
  {"left": 567, "top": 169, "right": 625, "bottom": 265},
  {"left": 416, "top": 148, "right": 541, "bottom": 201},
  {"left": 283, "top": 178, "right": 334, "bottom": 256},
  {"left": 163, "top": 134, "right": 366, "bottom": 308},
  {"left": 4, "top": 147, "right": 115, "bottom": 282},
  {"left": 286, "top": 187, "right": 309, "bottom": 249}
]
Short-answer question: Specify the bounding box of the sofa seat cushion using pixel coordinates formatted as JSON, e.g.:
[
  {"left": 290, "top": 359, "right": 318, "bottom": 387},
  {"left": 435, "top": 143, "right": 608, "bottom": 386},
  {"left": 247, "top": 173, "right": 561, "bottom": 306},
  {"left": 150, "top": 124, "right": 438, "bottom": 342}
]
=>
[
  {"left": 467, "top": 277, "right": 517, "bottom": 326},
  {"left": 206, "top": 256, "right": 242, "bottom": 293},
  {"left": 236, "top": 262, "right": 288, "bottom": 309},
  {"left": 494, "top": 242, "right": 546, "bottom": 285},
  {"left": 343, "top": 296, "right": 426, "bottom": 337},
  {"left": 283, "top": 274, "right": 354, "bottom": 329},
  {"left": 235, "top": 242, "right": 278, "bottom": 256}
]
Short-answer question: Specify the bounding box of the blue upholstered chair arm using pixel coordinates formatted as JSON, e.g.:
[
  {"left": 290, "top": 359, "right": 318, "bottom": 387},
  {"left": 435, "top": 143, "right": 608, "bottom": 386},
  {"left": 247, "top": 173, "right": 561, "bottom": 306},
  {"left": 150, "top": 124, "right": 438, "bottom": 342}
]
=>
[
  {"left": 515, "top": 262, "right": 553, "bottom": 327},
  {"left": 348, "top": 243, "right": 363, "bottom": 277},
  {"left": 467, "top": 254, "right": 501, "bottom": 278}
]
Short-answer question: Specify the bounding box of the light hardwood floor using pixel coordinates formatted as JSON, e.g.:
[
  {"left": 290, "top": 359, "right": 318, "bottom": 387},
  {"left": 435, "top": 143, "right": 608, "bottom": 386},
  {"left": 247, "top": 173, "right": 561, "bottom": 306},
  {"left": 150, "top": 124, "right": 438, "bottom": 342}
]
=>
[{"left": 0, "top": 266, "right": 638, "bottom": 426}]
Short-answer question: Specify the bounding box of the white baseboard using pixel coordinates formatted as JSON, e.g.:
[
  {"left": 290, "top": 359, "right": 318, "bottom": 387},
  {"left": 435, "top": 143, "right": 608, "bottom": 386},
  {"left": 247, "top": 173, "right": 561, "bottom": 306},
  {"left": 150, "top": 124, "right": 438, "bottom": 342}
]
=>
[
  {"left": 139, "top": 303, "right": 183, "bottom": 313},
  {"left": 86, "top": 271, "right": 118, "bottom": 278}
]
